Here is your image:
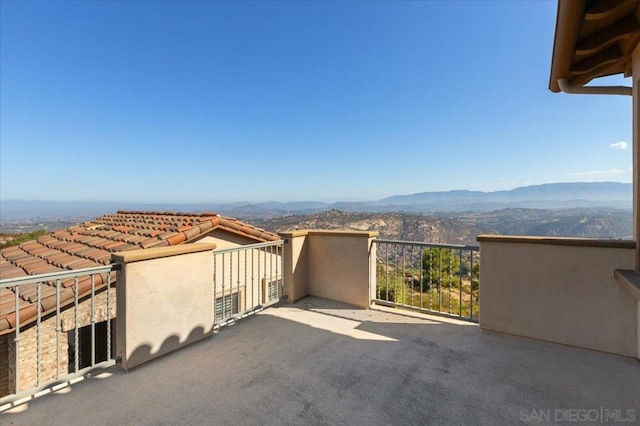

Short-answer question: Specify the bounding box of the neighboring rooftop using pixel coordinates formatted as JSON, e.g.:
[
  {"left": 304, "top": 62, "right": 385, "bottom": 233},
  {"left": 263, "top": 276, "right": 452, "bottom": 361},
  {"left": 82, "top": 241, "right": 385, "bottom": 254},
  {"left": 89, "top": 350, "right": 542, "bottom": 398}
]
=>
[
  {"left": 0, "top": 211, "right": 279, "bottom": 333},
  {"left": 3, "top": 298, "right": 638, "bottom": 425}
]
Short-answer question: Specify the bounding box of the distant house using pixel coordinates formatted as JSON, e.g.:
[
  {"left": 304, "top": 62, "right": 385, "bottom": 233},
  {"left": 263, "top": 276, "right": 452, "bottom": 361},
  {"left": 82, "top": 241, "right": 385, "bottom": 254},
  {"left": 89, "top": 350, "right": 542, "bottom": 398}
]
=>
[{"left": 0, "top": 211, "right": 280, "bottom": 396}]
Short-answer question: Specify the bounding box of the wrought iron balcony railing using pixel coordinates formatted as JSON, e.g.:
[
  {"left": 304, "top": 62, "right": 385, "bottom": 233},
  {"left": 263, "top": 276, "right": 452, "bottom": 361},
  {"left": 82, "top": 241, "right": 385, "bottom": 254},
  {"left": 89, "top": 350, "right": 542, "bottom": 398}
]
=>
[{"left": 373, "top": 239, "right": 480, "bottom": 322}]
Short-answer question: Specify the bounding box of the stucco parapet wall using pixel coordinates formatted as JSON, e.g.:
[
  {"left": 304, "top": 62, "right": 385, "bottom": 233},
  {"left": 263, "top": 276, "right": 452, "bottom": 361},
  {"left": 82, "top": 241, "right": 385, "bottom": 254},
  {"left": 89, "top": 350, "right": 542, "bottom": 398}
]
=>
[
  {"left": 279, "top": 230, "right": 379, "bottom": 238},
  {"left": 111, "top": 243, "right": 217, "bottom": 264},
  {"left": 477, "top": 235, "right": 635, "bottom": 249}
]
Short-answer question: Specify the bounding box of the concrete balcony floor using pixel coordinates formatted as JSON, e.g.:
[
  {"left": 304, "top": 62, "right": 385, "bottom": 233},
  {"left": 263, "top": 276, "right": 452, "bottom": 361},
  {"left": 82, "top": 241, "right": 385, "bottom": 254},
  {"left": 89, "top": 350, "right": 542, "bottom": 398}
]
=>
[{"left": 3, "top": 297, "right": 639, "bottom": 425}]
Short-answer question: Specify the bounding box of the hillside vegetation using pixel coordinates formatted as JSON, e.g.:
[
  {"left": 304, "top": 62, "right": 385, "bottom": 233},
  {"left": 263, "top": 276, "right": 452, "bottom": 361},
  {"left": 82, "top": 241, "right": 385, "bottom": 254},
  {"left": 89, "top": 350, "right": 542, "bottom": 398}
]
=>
[
  {"left": 0, "top": 230, "right": 48, "bottom": 249},
  {"left": 252, "top": 208, "right": 632, "bottom": 246}
]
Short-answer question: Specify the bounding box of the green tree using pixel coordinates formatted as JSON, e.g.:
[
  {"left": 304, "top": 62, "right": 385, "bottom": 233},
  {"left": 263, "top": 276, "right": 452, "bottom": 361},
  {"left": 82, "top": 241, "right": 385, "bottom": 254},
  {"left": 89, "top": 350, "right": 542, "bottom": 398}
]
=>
[
  {"left": 376, "top": 264, "right": 411, "bottom": 304},
  {"left": 421, "top": 247, "right": 461, "bottom": 290}
]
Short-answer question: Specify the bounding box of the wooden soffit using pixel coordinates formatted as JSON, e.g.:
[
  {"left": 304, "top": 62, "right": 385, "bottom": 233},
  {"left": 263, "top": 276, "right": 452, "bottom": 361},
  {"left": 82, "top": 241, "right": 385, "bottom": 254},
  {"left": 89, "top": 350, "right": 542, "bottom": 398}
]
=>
[{"left": 549, "top": 0, "right": 640, "bottom": 92}]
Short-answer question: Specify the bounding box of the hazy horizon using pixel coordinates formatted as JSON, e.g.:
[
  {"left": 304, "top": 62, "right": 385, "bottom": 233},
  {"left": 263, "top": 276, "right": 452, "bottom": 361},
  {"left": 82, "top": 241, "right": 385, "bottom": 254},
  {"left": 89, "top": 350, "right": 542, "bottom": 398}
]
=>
[{"left": 0, "top": 181, "right": 632, "bottom": 207}]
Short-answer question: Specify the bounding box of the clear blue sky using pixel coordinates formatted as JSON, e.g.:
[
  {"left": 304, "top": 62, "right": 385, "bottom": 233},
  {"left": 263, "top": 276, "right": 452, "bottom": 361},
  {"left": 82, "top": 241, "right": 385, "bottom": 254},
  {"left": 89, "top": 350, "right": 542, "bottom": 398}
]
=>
[{"left": 0, "top": 1, "right": 633, "bottom": 203}]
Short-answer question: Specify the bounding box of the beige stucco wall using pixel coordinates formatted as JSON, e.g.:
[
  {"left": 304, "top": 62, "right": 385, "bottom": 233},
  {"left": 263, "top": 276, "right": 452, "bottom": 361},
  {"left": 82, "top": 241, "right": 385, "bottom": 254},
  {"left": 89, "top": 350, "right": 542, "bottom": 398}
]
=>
[
  {"left": 280, "top": 231, "right": 377, "bottom": 308},
  {"left": 192, "top": 229, "right": 261, "bottom": 249},
  {"left": 113, "top": 244, "right": 216, "bottom": 370},
  {"left": 478, "top": 236, "right": 637, "bottom": 357},
  {"left": 280, "top": 231, "right": 309, "bottom": 303}
]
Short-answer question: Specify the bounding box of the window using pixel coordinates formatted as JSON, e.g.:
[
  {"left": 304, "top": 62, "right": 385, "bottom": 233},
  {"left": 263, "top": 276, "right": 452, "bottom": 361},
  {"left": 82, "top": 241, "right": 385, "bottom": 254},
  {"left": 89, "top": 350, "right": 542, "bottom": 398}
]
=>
[
  {"left": 67, "top": 319, "right": 115, "bottom": 373},
  {"left": 262, "top": 278, "right": 283, "bottom": 304},
  {"left": 215, "top": 293, "right": 239, "bottom": 322}
]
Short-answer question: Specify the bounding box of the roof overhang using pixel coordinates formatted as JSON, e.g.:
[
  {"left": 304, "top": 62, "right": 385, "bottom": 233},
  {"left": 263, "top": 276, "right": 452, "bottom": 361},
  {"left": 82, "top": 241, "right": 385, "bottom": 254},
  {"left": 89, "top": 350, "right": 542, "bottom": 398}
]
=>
[{"left": 549, "top": 0, "right": 640, "bottom": 92}]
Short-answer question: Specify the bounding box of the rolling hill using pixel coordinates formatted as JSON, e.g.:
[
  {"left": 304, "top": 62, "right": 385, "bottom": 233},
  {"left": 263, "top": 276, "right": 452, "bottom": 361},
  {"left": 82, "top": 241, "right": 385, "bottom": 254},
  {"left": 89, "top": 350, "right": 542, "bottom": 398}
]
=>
[{"left": 251, "top": 208, "right": 632, "bottom": 246}]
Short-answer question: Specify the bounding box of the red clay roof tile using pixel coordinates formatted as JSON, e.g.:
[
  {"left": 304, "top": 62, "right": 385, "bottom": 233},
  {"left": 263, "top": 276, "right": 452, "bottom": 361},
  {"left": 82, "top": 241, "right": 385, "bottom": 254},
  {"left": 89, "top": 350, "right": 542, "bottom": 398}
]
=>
[
  {"left": 1, "top": 210, "right": 279, "bottom": 334},
  {"left": 197, "top": 220, "right": 214, "bottom": 233},
  {"left": 0, "top": 266, "right": 27, "bottom": 279},
  {"left": 21, "top": 284, "right": 57, "bottom": 303},
  {"left": 139, "top": 238, "right": 162, "bottom": 249},
  {"left": 111, "top": 243, "right": 136, "bottom": 252},
  {"left": 167, "top": 233, "right": 187, "bottom": 245},
  {"left": 102, "top": 241, "right": 127, "bottom": 251},
  {"left": 5, "top": 304, "right": 37, "bottom": 328},
  {"left": 72, "top": 259, "right": 102, "bottom": 269},
  {"left": 0, "top": 299, "right": 32, "bottom": 316},
  {"left": 22, "top": 263, "right": 58, "bottom": 275},
  {"left": 183, "top": 227, "right": 201, "bottom": 240}
]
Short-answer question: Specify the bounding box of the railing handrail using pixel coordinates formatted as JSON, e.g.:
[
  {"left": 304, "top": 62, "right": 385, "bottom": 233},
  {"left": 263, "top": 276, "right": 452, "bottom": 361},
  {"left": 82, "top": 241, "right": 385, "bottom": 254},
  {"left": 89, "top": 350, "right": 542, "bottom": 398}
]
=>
[
  {"left": 373, "top": 238, "right": 479, "bottom": 251},
  {"left": 0, "top": 264, "right": 121, "bottom": 288},
  {"left": 212, "top": 240, "right": 283, "bottom": 255}
]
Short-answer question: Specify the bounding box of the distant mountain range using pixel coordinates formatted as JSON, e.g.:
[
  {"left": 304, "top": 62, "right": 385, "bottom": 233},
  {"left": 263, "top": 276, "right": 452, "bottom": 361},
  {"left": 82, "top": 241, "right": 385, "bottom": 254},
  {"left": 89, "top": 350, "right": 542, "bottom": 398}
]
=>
[
  {"left": 0, "top": 182, "right": 632, "bottom": 222},
  {"left": 375, "top": 182, "right": 630, "bottom": 205},
  {"left": 327, "top": 182, "right": 631, "bottom": 215}
]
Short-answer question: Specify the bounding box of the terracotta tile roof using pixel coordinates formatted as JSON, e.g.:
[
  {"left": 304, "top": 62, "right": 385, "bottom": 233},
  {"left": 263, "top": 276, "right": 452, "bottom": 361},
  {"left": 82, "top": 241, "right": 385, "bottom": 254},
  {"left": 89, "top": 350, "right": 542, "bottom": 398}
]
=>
[{"left": 0, "top": 211, "right": 279, "bottom": 334}]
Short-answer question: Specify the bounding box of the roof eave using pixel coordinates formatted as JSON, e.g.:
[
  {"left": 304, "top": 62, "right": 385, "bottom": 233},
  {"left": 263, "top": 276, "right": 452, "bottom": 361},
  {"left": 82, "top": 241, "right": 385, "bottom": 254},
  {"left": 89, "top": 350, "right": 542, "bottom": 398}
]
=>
[{"left": 549, "top": 0, "right": 587, "bottom": 93}]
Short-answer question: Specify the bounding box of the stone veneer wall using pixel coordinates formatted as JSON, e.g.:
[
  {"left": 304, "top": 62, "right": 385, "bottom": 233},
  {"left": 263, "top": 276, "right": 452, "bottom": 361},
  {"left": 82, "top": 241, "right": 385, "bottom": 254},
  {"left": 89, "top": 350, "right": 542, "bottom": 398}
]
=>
[
  {"left": 3, "top": 287, "right": 116, "bottom": 396},
  {"left": 0, "top": 334, "right": 8, "bottom": 396}
]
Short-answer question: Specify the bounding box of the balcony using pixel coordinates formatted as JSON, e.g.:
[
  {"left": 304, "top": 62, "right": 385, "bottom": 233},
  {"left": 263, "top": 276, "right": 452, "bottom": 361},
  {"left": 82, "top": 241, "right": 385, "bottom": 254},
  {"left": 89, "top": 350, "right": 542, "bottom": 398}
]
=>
[
  {"left": 2, "top": 296, "right": 639, "bottom": 424},
  {"left": 1, "top": 231, "right": 639, "bottom": 424}
]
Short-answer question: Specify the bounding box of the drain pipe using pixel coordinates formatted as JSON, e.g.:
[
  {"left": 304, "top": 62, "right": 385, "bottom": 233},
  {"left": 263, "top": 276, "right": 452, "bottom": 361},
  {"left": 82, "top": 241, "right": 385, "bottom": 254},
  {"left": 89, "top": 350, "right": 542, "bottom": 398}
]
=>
[{"left": 558, "top": 78, "right": 632, "bottom": 96}]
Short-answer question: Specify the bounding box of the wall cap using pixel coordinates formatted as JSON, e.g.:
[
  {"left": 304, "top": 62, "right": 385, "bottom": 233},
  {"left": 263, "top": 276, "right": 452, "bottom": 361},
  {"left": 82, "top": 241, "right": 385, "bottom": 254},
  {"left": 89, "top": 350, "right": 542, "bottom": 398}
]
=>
[
  {"left": 279, "top": 230, "right": 379, "bottom": 238},
  {"left": 111, "top": 243, "right": 217, "bottom": 264},
  {"left": 614, "top": 269, "right": 640, "bottom": 301},
  {"left": 477, "top": 234, "right": 635, "bottom": 249},
  {"left": 279, "top": 230, "right": 310, "bottom": 238}
]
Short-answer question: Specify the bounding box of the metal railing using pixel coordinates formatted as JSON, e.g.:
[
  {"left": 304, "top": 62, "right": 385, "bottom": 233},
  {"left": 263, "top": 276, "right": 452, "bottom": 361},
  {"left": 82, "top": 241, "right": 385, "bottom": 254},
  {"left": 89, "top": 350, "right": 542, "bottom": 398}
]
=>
[
  {"left": 0, "top": 264, "right": 120, "bottom": 410},
  {"left": 212, "top": 240, "right": 284, "bottom": 327},
  {"left": 372, "top": 239, "right": 479, "bottom": 322}
]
